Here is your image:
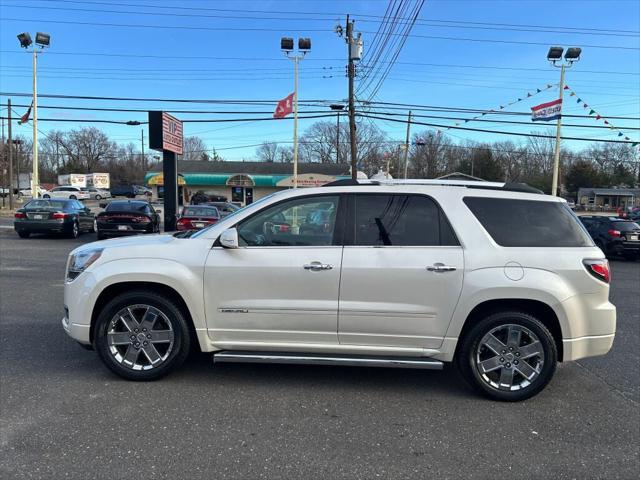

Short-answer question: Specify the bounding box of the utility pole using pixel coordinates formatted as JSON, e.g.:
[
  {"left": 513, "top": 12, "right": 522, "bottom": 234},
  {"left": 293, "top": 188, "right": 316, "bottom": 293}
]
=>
[
  {"left": 7, "top": 99, "right": 14, "bottom": 209},
  {"left": 141, "top": 129, "right": 145, "bottom": 172},
  {"left": 346, "top": 15, "right": 358, "bottom": 180},
  {"left": 403, "top": 111, "right": 412, "bottom": 179},
  {"left": 336, "top": 112, "right": 340, "bottom": 163},
  {"left": 551, "top": 64, "right": 565, "bottom": 197}
]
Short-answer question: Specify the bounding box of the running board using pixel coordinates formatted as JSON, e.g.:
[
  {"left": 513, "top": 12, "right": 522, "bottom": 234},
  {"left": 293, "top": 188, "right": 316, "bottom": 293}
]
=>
[{"left": 213, "top": 351, "right": 443, "bottom": 370}]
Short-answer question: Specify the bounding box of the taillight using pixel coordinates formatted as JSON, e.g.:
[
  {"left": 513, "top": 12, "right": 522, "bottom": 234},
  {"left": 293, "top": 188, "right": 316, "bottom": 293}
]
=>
[
  {"left": 131, "top": 216, "right": 151, "bottom": 223},
  {"left": 583, "top": 259, "right": 610, "bottom": 283},
  {"left": 52, "top": 212, "right": 68, "bottom": 219},
  {"left": 608, "top": 229, "right": 621, "bottom": 237},
  {"left": 14, "top": 212, "right": 25, "bottom": 219}
]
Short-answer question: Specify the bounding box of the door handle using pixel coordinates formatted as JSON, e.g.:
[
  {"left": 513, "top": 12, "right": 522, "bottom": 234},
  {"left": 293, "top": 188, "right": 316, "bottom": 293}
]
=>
[
  {"left": 426, "top": 263, "right": 457, "bottom": 273},
  {"left": 303, "top": 262, "right": 333, "bottom": 271}
]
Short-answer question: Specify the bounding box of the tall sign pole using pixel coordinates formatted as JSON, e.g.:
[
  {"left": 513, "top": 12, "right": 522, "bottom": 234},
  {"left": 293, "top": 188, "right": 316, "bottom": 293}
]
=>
[
  {"left": 551, "top": 64, "right": 565, "bottom": 197},
  {"left": 149, "top": 111, "right": 183, "bottom": 232}
]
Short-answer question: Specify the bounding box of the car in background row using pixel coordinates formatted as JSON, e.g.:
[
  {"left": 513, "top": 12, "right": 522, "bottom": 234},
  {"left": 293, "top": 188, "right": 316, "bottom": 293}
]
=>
[
  {"left": 43, "top": 186, "right": 90, "bottom": 201},
  {"left": 81, "top": 187, "right": 111, "bottom": 200},
  {"left": 202, "top": 201, "right": 240, "bottom": 217},
  {"left": 14, "top": 199, "right": 95, "bottom": 238},
  {"left": 580, "top": 216, "right": 640, "bottom": 260},
  {"left": 177, "top": 205, "right": 221, "bottom": 231},
  {"left": 96, "top": 200, "right": 160, "bottom": 240},
  {"left": 17, "top": 186, "right": 49, "bottom": 198},
  {"left": 110, "top": 184, "right": 151, "bottom": 198}
]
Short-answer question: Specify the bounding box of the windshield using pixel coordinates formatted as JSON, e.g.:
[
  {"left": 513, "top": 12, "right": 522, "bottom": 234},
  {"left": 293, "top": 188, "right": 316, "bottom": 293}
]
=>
[{"left": 190, "top": 193, "right": 279, "bottom": 239}]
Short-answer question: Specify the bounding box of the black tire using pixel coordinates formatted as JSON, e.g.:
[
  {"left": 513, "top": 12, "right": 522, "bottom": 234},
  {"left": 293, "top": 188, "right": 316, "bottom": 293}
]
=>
[
  {"left": 70, "top": 195, "right": 77, "bottom": 200},
  {"left": 89, "top": 218, "right": 97, "bottom": 233},
  {"left": 95, "top": 194, "right": 102, "bottom": 200},
  {"left": 456, "top": 311, "right": 557, "bottom": 402},
  {"left": 93, "top": 290, "right": 191, "bottom": 381},
  {"left": 96, "top": 230, "right": 106, "bottom": 240},
  {"left": 42, "top": 194, "right": 50, "bottom": 199},
  {"left": 68, "top": 221, "right": 80, "bottom": 239},
  {"left": 17, "top": 231, "right": 30, "bottom": 238}
]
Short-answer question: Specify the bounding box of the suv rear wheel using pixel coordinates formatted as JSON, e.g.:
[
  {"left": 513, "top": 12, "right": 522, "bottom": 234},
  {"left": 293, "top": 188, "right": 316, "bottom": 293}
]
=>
[
  {"left": 93, "top": 290, "right": 191, "bottom": 381},
  {"left": 456, "top": 311, "right": 557, "bottom": 401}
]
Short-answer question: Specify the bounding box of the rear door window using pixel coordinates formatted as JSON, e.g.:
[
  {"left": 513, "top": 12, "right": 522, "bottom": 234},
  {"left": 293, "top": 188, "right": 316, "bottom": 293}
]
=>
[
  {"left": 463, "top": 197, "right": 593, "bottom": 247},
  {"left": 612, "top": 221, "right": 640, "bottom": 232},
  {"left": 351, "top": 194, "right": 458, "bottom": 247}
]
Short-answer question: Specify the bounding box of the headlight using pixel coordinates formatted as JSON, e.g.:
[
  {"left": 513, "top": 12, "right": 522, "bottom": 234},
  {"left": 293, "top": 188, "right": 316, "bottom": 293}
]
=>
[{"left": 66, "top": 248, "right": 103, "bottom": 282}]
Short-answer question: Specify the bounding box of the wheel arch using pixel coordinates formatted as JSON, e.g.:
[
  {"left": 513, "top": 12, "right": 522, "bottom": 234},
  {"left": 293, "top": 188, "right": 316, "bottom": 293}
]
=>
[
  {"left": 456, "top": 298, "right": 564, "bottom": 362},
  {"left": 90, "top": 281, "right": 198, "bottom": 348}
]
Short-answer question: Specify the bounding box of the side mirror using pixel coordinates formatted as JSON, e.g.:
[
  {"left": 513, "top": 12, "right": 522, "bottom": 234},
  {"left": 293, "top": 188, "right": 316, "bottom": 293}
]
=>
[{"left": 219, "top": 228, "right": 239, "bottom": 249}]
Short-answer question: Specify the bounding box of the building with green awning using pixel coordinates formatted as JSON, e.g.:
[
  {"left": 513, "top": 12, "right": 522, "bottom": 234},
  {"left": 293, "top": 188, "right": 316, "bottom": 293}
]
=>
[{"left": 145, "top": 160, "right": 351, "bottom": 205}]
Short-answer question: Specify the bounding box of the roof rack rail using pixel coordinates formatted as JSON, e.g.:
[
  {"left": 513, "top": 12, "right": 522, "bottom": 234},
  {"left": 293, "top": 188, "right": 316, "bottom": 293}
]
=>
[{"left": 324, "top": 178, "right": 543, "bottom": 194}]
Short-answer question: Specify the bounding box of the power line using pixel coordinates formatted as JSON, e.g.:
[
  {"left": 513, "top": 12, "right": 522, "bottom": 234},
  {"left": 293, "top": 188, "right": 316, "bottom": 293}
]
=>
[
  {"left": 19, "top": 0, "right": 640, "bottom": 35},
  {"left": 361, "top": 113, "right": 637, "bottom": 144},
  {"left": 2, "top": 16, "right": 637, "bottom": 50}
]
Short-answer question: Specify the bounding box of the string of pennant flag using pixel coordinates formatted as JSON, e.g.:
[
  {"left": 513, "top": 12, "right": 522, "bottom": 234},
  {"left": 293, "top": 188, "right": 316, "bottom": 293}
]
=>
[
  {"left": 434, "top": 82, "right": 557, "bottom": 136},
  {"left": 563, "top": 84, "right": 639, "bottom": 147}
]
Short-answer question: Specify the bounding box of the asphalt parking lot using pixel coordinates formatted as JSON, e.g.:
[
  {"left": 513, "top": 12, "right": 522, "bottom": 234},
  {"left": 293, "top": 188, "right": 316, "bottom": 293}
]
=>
[{"left": 0, "top": 221, "right": 638, "bottom": 479}]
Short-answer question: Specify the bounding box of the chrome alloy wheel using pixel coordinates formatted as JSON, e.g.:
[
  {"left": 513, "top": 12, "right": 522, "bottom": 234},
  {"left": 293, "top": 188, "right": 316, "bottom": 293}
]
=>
[
  {"left": 107, "top": 305, "right": 175, "bottom": 371},
  {"left": 474, "top": 324, "right": 544, "bottom": 392}
]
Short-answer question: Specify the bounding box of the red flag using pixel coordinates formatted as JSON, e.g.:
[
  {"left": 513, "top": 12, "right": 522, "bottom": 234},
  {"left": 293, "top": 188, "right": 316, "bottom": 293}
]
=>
[
  {"left": 273, "top": 93, "right": 294, "bottom": 119},
  {"left": 18, "top": 101, "right": 33, "bottom": 124}
]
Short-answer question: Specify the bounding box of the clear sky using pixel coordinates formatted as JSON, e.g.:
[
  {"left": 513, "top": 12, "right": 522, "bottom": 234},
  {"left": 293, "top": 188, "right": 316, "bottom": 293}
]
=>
[{"left": 0, "top": 0, "right": 638, "bottom": 160}]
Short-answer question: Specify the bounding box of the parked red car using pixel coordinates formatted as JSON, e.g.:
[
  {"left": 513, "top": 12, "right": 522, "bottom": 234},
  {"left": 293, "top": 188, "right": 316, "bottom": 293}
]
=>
[{"left": 176, "top": 205, "right": 221, "bottom": 231}]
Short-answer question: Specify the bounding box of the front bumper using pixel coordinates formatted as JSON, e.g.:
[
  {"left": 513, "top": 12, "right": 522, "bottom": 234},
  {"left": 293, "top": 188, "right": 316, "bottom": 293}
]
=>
[{"left": 62, "top": 312, "right": 91, "bottom": 345}]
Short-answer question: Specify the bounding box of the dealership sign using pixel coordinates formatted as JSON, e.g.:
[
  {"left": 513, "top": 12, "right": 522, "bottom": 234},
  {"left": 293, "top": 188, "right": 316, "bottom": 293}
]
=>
[{"left": 149, "top": 111, "right": 184, "bottom": 154}]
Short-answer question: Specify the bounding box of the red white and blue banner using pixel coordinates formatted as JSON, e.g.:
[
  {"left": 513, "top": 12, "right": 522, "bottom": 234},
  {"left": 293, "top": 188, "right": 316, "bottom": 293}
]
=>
[{"left": 531, "top": 98, "right": 562, "bottom": 122}]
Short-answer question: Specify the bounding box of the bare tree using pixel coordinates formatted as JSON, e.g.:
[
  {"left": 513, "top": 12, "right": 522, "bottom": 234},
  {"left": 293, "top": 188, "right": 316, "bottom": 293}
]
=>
[
  {"left": 256, "top": 142, "right": 279, "bottom": 162},
  {"left": 179, "top": 136, "right": 208, "bottom": 162},
  {"left": 58, "top": 127, "right": 117, "bottom": 173}
]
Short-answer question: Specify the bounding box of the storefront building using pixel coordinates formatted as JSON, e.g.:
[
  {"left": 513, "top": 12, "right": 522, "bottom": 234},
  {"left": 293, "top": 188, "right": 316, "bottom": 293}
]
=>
[
  {"left": 144, "top": 161, "right": 351, "bottom": 205},
  {"left": 577, "top": 187, "right": 640, "bottom": 211}
]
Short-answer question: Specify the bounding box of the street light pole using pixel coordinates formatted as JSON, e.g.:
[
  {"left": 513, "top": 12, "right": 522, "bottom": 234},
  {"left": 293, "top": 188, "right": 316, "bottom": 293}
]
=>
[
  {"left": 281, "top": 37, "right": 310, "bottom": 189},
  {"left": 551, "top": 64, "right": 565, "bottom": 197},
  {"left": 292, "top": 55, "right": 299, "bottom": 188},
  {"left": 547, "top": 46, "right": 581, "bottom": 197},
  {"left": 32, "top": 48, "right": 38, "bottom": 198},
  {"left": 403, "top": 110, "right": 412, "bottom": 179}
]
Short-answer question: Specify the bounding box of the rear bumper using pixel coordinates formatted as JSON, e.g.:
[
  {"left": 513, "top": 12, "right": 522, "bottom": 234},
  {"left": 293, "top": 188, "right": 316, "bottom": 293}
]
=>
[
  {"left": 97, "top": 225, "right": 153, "bottom": 236},
  {"left": 563, "top": 334, "right": 615, "bottom": 361},
  {"left": 14, "top": 220, "right": 72, "bottom": 233}
]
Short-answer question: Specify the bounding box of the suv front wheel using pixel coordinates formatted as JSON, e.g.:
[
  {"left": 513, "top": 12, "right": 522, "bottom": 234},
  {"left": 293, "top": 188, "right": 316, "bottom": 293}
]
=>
[
  {"left": 456, "top": 311, "right": 557, "bottom": 401},
  {"left": 93, "top": 290, "right": 191, "bottom": 381}
]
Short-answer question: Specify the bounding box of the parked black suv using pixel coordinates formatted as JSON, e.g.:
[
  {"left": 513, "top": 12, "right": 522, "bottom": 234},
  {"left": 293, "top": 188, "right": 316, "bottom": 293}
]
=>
[
  {"left": 110, "top": 184, "right": 149, "bottom": 198},
  {"left": 579, "top": 216, "right": 640, "bottom": 260}
]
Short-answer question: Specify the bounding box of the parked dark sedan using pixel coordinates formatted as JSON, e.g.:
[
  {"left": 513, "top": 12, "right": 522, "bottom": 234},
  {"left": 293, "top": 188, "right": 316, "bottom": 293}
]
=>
[
  {"left": 110, "top": 184, "right": 149, "bottom": 198},
  {"left": 14, "top": 199, "right": 95, "bottom": 239},
  {"left": 96, "top": 200, "right": 160, "bottom": 239},
  {"left": 203, "top": 201, "right": 240, "bottom": 217},
  {"left": 177, "top": 205, "right": 221, "bottom": 231},
  {"left": 580, "top": 216, "right": 640, "bottom": 260}
]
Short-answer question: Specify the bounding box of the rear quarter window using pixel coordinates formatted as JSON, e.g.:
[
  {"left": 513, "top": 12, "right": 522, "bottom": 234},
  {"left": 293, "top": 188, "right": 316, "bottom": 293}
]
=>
[
  {"left": 463, "top": 197, "right": 593, "bottom": 247},
  {"left": 612, "top": 221, "right": 640, "bottom": 232}
]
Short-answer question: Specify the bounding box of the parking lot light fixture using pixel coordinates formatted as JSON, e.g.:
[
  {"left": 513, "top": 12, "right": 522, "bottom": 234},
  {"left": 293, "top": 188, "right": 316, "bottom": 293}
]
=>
[
  {"left": 17, "top": 32, "right": 32, "bottom": 48},
  {"left": 547, "top": 45, "right": 583, "bottom": 196},
  {"left": 281, "top": 36, "right": 311, "bottom": 188},
  {"left": 17, "top": 31, "right": 51, "bottom": 199}
]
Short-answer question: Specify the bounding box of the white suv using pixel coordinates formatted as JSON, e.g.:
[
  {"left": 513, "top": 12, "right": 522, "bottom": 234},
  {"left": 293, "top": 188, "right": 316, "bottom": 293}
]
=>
[{"left": 62, "top": 180, "right": 616, "bottom": 401}]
